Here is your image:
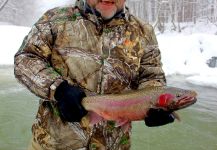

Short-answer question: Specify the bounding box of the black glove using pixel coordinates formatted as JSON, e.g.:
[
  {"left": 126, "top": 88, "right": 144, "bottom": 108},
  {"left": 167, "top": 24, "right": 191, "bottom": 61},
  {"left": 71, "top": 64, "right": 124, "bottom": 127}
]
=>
[
  {"left": 144, "top": 108, "right": 175, "bottom": 127},
  {"left": 54, "top": 81, "right": 87, "bottom": 122}
]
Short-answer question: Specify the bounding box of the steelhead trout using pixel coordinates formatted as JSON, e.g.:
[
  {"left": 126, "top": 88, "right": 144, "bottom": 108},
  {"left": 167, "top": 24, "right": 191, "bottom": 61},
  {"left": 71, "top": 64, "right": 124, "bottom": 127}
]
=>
[{"left": 82, "top": 86, "right": 197, "bottom": 126}]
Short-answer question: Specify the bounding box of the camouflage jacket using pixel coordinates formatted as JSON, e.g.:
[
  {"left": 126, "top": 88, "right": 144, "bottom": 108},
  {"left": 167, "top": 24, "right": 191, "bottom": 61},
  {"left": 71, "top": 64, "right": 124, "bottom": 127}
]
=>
[{"left": 14, "top": 5, "right": 166, "bottom": 150}]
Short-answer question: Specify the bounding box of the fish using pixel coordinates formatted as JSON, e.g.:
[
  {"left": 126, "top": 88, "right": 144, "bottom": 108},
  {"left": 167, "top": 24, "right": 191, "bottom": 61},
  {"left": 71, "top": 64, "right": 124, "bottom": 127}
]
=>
[{"left": 81, "top": 86, "right": 197, "bottom": 127}]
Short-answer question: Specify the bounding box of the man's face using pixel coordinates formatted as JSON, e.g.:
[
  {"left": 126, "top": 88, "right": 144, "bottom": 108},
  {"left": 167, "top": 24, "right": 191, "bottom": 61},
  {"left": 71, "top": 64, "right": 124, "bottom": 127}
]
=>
[{"left": 86, "top": 0, "right": 125, "bottom": 20}]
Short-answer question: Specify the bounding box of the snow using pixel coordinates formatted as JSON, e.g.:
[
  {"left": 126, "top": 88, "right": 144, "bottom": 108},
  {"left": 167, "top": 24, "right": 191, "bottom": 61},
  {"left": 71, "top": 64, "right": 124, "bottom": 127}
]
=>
[
  {"left": 157, "top": 22, "right": 217, "bottom": 88},
  {"left": 0, "top": 25, "right": 30, "bottom": 65},
  {"left": 158, "top": 33, "right": 217, "bottom": 88},
  {"left": 0, "top": 23, "right": 217, "bottom": 88}
]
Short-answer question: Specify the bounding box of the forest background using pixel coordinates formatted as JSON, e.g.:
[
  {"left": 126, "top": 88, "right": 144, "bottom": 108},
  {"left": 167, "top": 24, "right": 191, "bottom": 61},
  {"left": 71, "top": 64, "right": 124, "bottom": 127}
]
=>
[{"left": 0, "top": 0, "right": 217, "bottom": 33}]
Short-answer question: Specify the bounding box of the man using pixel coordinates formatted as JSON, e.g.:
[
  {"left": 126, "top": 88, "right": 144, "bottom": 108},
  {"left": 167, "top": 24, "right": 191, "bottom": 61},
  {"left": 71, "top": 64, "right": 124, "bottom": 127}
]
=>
[{"left": 14, "top": 0, "right": 174, "bottom": 149}]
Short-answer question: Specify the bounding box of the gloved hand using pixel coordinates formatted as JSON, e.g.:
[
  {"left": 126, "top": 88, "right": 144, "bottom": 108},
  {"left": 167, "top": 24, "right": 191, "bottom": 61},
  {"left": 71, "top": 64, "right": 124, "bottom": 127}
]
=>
[
  {"left": 144, "top": 108, "right": 175, "bottom": 127},
  {"left": 54, "top": 81, "right": 87, "bottom": 122}
]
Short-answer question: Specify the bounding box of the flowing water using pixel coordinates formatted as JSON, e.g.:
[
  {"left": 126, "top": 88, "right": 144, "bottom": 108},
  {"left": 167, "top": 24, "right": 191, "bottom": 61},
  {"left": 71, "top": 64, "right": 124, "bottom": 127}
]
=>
[{"left": 0, "top": 66, "right": 217, "bottom": 150}]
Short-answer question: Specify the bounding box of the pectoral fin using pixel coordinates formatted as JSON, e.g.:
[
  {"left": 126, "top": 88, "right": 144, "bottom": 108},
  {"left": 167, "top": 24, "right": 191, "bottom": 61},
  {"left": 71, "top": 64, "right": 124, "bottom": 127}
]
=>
[{"left": 88, "top": 111, "right": 104, "bottom": 126}]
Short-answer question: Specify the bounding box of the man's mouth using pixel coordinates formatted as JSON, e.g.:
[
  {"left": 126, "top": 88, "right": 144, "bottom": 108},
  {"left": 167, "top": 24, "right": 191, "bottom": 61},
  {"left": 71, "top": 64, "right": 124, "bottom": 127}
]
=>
[{"left": 100, "top": 0, "right": 115, "bottom": 5}]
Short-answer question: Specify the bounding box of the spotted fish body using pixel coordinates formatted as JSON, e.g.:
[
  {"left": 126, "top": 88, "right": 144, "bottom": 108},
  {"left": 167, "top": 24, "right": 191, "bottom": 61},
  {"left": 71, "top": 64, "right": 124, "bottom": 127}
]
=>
[{"left": 82, "top": 86, "right": 197, "bottom": 125}]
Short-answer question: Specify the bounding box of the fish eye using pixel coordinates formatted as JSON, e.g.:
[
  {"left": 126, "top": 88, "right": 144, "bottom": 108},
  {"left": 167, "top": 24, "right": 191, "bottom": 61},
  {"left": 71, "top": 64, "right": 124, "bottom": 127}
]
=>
[{"left": 176, "top": 93, "right": 182, "bottom": 98}]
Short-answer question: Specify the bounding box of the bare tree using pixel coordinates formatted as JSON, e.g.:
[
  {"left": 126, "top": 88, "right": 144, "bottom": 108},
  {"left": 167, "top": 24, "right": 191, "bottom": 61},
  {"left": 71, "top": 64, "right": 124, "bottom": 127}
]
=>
[
  {"left": 1, "top": 0, "right": 216, "bottom": 27},
  {"left": 127, "top": 0, "right": 217, "bottom": 33}
]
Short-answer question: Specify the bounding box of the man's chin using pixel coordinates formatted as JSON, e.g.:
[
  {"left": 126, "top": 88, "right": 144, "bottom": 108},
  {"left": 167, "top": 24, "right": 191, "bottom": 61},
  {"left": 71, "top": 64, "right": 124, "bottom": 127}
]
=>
[
  {"left": 97, "top": 10, "right": 117, "bottom": 20},
  {"left": 96, "top": 5, "right": 117, "bottom": 20}
]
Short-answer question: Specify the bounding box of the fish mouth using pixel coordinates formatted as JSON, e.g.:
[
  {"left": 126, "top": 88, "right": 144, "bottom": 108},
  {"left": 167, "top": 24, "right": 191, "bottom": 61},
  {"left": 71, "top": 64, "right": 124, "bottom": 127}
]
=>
[{"left": 172, "top": 96, "right": 197, "bottom": 110}]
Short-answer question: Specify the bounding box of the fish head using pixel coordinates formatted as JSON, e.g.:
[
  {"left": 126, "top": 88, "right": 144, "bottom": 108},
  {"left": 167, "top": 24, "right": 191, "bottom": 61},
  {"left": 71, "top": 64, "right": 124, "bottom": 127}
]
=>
[{"left": 156, "top": 87, "right": 197, "bottom": 111}]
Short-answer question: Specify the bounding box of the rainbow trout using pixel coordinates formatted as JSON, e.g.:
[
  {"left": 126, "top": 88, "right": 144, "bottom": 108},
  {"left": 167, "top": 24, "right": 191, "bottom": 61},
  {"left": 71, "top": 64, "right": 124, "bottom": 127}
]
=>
[{"left": 82, "top": 86, "right": 197, "bottom": 126}]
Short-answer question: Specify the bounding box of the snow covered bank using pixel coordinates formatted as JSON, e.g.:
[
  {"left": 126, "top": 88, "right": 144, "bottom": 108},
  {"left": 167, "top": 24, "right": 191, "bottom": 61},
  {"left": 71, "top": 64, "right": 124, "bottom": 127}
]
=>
[
  {"left": 158, "top": 33, "right": 217, "bottom": 88},
  {"left": 158, "top": 33, "right": 217, "bottom": 75}
]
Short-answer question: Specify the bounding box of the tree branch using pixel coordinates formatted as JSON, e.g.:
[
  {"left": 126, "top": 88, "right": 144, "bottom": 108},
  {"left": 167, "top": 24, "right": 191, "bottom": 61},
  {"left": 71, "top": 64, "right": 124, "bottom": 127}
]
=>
[{"left": 0, "top": 0, "right": 9, "bottom": 12}]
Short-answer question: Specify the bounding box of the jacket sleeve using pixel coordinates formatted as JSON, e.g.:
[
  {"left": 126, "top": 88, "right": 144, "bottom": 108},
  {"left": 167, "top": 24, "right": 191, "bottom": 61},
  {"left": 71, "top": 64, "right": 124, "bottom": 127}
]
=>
[
  {"left": 14, "top": 11, "right": 64, "bottom": 101},
  {"left": 138, "top": 24, "right": 166, "bottom": 89}
]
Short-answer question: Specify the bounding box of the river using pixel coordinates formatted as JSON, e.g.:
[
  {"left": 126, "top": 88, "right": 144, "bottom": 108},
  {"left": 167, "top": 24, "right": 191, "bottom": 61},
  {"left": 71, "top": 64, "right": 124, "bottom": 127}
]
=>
[{"left": 0, "top": 66, "right": 216, "bottom": 150}]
